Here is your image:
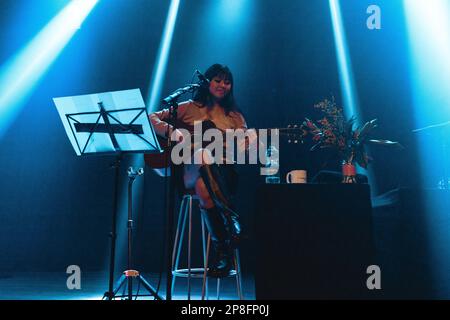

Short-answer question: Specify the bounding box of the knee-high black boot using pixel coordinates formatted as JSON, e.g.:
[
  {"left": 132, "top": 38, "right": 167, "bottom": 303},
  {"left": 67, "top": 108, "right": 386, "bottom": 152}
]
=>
[
  {"left": 199, "top": 165, "right": 242, "bottom": 247},
  {"left": 201, "top": 207, "right": 232, "bottom": 278}
]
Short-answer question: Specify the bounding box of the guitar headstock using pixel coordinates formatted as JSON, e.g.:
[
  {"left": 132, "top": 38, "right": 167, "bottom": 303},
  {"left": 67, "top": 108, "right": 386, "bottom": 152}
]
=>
[{"left": 281, "top": 124, "right": 306, "bottom": 144}]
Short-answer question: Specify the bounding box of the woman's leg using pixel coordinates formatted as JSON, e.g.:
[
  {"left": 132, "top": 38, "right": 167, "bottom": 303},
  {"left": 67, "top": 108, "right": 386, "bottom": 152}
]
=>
[
  {"left": 198, "top": 164, "right": 242, "bottom": 247},
  {"left": 193, "top": 177, "right": 231, "bottom": 277},
  {"left": 182, "top": 149, "right": 233, "bottom": 277},
  {"left": 195, "top": 177, "right": 214, "bottom": 209}
]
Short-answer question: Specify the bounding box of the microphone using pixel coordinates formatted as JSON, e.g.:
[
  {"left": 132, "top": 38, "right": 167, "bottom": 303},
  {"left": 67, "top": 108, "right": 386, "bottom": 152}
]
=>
[{"left": 195, "top": 69, "right": 210, "bottom": 87}]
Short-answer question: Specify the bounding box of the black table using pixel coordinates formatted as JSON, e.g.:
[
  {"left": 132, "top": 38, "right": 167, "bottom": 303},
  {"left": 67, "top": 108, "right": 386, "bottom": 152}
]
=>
[{"left": 254, "top": 183, "right": 376, "bottom": 299}]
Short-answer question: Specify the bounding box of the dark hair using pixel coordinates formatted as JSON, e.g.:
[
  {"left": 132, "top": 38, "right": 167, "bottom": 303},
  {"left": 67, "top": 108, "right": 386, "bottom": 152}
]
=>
[{"left": 193, "top": 64, "right": 239, "bottom": 114}]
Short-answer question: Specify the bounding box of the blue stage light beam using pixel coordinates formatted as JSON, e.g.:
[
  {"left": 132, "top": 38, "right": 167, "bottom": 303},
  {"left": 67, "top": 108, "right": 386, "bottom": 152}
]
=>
[
  {"left": 329, "top": 0, "right": 377, "bottom": 192},
  {"left": 206, "top": 0, "right": 254, "bottom": 42},
  {"left": 404, "top": 0, "right": 450, "bottom": 125},
  {"left": 146, "top": 0, "right": 181, "bottom": 112},
  {"left": 106, "top": 0, "right": 181, "bottom": 279},
  {"left": 215, "top": 0, "right": 249, "bottom": 27},
  {"left": 404, "top": 0, "right": 450, "bottom": 291},
  {"left": 404, "top": 1, "right": 450, "bottom": 185},
  {"left": 0, "top": 0, "right": 99, "bottom": 139},
  {"left": 405, "top": 0, "right": 450, "bottom": 188},
  {"left": 117, "top": 0, "right": 180, "bottom": 266},
  {"left": 328, "top": 0, "right": 360, "bottom": 121}
]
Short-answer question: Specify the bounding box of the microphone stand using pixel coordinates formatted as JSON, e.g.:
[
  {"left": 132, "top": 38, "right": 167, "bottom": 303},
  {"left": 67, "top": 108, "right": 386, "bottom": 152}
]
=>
[{"left": 162, "top": 84, "right": 199, "bottom": 300}]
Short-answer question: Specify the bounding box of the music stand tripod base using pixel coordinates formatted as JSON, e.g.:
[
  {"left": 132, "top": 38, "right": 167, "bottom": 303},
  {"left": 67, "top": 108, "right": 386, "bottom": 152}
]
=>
[
  {"left": 112, "top": 270, "right": 163, "bottom": 300},
  {"left": 109, "top": 167, "right": 163, "bottom": 300}
]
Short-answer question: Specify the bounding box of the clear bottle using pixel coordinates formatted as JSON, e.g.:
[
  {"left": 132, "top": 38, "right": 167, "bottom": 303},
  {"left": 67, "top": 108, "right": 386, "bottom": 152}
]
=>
[{"left": 265, "top": 146, "right": 280, "bottom": 184}]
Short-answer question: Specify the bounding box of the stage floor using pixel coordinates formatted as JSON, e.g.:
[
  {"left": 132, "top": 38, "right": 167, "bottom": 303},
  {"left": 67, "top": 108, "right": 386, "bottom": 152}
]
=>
[{"left": 0, "top": 272, "right": 255, "bottom": 300}]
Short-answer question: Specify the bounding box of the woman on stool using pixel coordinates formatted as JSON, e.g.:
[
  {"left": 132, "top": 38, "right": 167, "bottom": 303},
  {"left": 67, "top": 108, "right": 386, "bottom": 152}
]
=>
[{"left": 149, "top": 64, "right": 250, "bottom": 277}]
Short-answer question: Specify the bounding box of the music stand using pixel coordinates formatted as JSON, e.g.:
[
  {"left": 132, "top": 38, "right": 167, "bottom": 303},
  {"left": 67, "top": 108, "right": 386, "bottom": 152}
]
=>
[{"left": 53, "top": 88, "right": 163, "bottom": 300}]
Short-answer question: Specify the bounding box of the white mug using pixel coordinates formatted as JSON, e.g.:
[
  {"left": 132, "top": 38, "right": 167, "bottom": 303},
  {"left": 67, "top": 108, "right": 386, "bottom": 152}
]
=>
[{"left": 286, "top": 170, "right": 307, "bottom": 184}]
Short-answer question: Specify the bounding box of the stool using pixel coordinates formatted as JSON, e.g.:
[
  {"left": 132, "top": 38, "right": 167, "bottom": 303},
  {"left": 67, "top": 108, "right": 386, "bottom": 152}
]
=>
[{"left": 171, "top": 194, "right": 244, "bottom": 300}]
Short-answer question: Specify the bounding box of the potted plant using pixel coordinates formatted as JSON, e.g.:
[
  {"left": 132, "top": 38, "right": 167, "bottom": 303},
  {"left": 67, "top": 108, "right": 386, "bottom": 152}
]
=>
[{"left": 302, "top": 98, "right": 402, "bottom": 183}]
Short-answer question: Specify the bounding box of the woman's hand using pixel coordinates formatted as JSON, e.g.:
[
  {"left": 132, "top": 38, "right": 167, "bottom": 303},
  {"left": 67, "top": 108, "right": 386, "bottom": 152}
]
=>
[
  {"left": 171, "top": 128, "right": 185, "bottom": 142},
  {"left": 246, "top": 129, "right": 259, "bottom": 150},
  {"left": 236, "top": 129, "right": 258, "bottom": 153}
]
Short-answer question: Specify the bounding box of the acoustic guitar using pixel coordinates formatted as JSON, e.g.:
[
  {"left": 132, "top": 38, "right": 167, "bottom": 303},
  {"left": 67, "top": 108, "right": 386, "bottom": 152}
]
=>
[{"left": 144, "top": 120, "right": 305, "bottom": 169}]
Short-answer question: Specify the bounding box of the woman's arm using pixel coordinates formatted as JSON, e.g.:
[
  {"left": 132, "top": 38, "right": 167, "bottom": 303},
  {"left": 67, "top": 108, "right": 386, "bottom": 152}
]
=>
[
  {"left": 230, "top": 111, "right": 261, "bottom": 153},
  {"left": 149, "top": 108, "right": 173, "bottom": 138},
  {"left": 149, "top": 102, "right": 190, "bottom": 140}
]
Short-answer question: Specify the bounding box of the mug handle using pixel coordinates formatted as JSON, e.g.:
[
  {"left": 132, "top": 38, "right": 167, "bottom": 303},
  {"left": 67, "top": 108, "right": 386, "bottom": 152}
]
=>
[{"left": 286, "top": 172, "right": 292, "bottom": 183}]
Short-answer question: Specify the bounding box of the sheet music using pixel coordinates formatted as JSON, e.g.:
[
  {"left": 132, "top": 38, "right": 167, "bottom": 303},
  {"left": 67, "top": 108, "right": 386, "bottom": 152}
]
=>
[{"left": 53, "top": 88, "right": 160, "bottom": 156}]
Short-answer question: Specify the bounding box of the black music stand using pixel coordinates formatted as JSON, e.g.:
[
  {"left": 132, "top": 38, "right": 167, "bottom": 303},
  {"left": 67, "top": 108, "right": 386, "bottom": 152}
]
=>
[{"left": 54, "top": 89, "right": 163, "bottom": 300}]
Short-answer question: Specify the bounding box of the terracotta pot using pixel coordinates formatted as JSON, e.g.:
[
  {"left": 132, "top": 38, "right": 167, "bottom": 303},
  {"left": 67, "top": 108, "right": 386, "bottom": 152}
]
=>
[{"left": 342, "top": 161, "right": 357, "bottom": 183}]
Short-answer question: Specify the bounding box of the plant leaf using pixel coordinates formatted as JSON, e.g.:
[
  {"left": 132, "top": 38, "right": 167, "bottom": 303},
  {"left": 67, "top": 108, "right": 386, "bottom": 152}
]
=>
[
  {"left": 358, "top": 119, "right": 378, "bottom": 142},
  {"left": 368, "top": 139, "right": 404, "bottom": 149}
]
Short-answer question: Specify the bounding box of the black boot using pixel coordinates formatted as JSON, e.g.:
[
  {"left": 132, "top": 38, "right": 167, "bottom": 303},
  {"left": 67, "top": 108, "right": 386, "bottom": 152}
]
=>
[
  {"left": 199, "top": 165, "right": 242, "bottom": 247},
  {"left": 201, "top": 207, "right": 232, "bottom": 278},
  {"left": 225, "top": 204, "right": 242, "bottom": 249}
]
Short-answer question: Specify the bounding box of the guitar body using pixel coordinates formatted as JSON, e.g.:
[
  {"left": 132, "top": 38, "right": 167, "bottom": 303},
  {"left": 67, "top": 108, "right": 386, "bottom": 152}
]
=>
[
  {"left": 144, "top": 119, "right": 304, "bottom": 168},
  {"left": 144, "top": 120, "right": 217, "bottom": 169}
]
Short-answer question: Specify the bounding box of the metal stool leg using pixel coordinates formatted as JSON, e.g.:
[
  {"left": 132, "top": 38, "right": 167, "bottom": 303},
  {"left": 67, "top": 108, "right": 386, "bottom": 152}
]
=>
[
  {"left": 217, "top": 278, "right": 221, "bottom": 300},
  {"left": 201, "top": 234, "right": 245, "bottom": 300},
  {"left": 201, "top": 213, "right": 209, "bottom": 300},
  {"left": 172, "top": 195, "right": 189, "bottom": 297},
  {"left": 187, "top": 196, "right": 193, "bottom": 300},
  {"left": 234, "top": 249, "right": 244, "bottom": 300},
  {"left": 201, "top": 234, "right": 211, "bottom": 300},
  {"left": 175, "top": 198, "right": 244, "bottom": 301}
]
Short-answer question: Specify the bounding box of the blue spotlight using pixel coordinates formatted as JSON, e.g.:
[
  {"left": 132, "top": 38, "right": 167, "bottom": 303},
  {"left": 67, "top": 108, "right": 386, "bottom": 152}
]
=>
[
  {"left": 200, "top": 0, "right": 253, "bottom": 71},
  {"left": 147, "top": 0, "right": 181, "bottom": 112},
  {"left": 329, "top": 0, "right": 377, "bottom": 191},
  {"left": 207, "top": 0, "right": 253, "bottom": 36},
  {"left": 216, "top": 0, "right": 249, "bottom": 26},
  {"left": 404, "top": 0, "right": 450, "bottom": 294},
  {"left": 328, "top": 0, "right": 360, "bottom": 121},
  {"left": 0, "top": 0, "right": 99, "bottom": 139},
  {"left": 404, "top": 0, "right": 450, "bottom": 125},
  {"left": 405, "top": 0, "right": 450, "bottom": 185},
  {"left": 108, "top": 0, "right": 181, "bottom": 276}
]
